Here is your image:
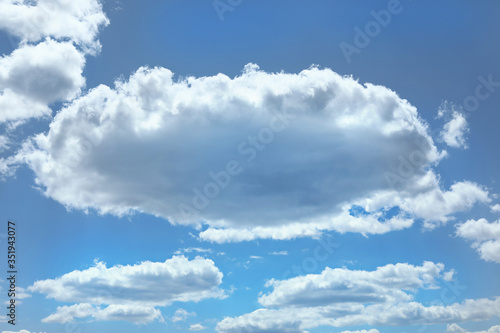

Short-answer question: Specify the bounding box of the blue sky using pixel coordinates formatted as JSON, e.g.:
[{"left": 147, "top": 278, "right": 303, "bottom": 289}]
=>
[{"left": 1, "top": 1, "right": 500, "bottom": 333}]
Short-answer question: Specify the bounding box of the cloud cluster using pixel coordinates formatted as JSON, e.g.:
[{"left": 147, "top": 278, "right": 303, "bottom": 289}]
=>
[
  {"left": 0, "top": 39, "right": 86, "bottom": 124},
  {"left": 29, "top": 256, "right": 225, "bottom": 323},
  {"left": 13, "top": 64, "right": 490, "bottom": 242},
  {"left": 0, "top": 0, "right": 109, "bottom": 52},
  {"left": 456, "top": 218, "right": 500, "bottom": 263},
  {"left": 0, "top": 0, "right": 108, "bottom": 129},
  {"left": 216, "top": 262, "right": 500, "bottom": 332}
]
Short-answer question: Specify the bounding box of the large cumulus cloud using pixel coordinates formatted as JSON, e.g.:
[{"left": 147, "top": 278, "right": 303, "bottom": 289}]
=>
[{"left": 16, "top": 64, "right": 490, "bottom": 241}]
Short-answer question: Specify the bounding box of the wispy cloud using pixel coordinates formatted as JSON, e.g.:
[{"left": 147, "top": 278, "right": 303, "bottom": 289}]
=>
[
  {"left": 269, "top": 251, "right": 288, "bottom": 256},
  {"left": 174, "top": 247, "right": 213, "bottom": 255}
]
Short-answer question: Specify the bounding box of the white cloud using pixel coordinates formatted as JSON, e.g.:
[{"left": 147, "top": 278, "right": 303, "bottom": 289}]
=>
[
  {"left": 199, "top": 177, "right": 489, "bottom": 243},
  {"left": 174, "top": 247, "right": 213, "bottom": 255},
  {"left": 217, "top": 309, "right": 306, "bottom": 333},
  {"left": 250, "top": 255, "right": 263, "bottom": 259},
  {"left": 172, "top": 308, "right": 196, "bottom": 322},
  {"left": 0, "top": 38, "right": 86, "bottom": 124},
  {"left": 12, "top": 64, "right": 490, "bottom": 242},
  {"left": 217, "top": 297, "right": 500, "bottom": 333},
  {"left": 340, "top": 330, "right": 380, "bottom": 333},
  {"left": 2, "top": 330, "right": 32, "bottom": 333},
  {"left": 444, "top": 269, "right": 456, "bottom": 281},
  {"left": 41, "top": 303, "right": 96, "bottom": 323},
  {"left": 0, "top": 39, "right": 86, "bottom": 104},
  {"left": 190, "top": 324, "right": 207, "bottom": 331},
  {"left": 258, "top": 262, "right": 446, "bottom": 308},
  {"left": 93, "top": 304, "right": 163, "bottom": 324},
  {"left": 447, "top": 324, "right": 467, "bottom": 333},
  {"left": 456, "top": 218, "right": 500, "bottom": 263},
  {"left": 0, "top": 0, "right": 108, "bottom": 127},
  {"left": 29, "top": 255, "right": 225, "bottom": 323},
  {"left": 447, "top": 324, "right": 500, "bottom": 333},
  {"left": 270, "top": 251, "right": 288, "bottom": 256},
  {"left": 41, "top": 303, "right": 163, "bottom": 324},
  {"left": 216, "top": 262, "right": 500, "bottom": 332},
  {"left": 0, "top": 0, "right": 109, "bottom": 52},
  {"left": 0, "top": 283, "right": 31, "bottom": 306},
  {"left": 491, "top": 204, "right": 500, "bottom": 213},
  {"left": 12, "top": 286, "right": 30, "bottom": 300},
  {"left": 0, "top": 135, "right": 9, "bottom": 152},
  {"left": 0, "top": 0, "right": 108, "bottom": 176},
  {"left": 440, "top": 111, "right": 469, "bottom": 148},
  {"left": 437, "top": 102, "right": 469, "bottom": 149}
]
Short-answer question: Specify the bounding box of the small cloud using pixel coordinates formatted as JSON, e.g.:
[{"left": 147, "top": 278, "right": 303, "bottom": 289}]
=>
[
  {"left": 249, "top": 255, "right": 263, "bottom": 259},
  {"left": 172, "top": 308, "right": 196, "bottom": 322},
  {"left": 438, "top": 102, "right": 469, "bottom": 149},
  {"left": 0, "top": 135, "right": 9, "bottom": 152},
  {"left": 3, "top": 287, "right": 31, "bottom": 305},
  {"left": 491, "top": 204, "right": 500, "bottom": 213},
  {"left": 456, "top": 218, "right": 500, "bottom": 263},
  {"left": 443, "top": 269, "right": 455, "bottom": 281},
  {"left": 446, "top": 323, "right": 466, "bottom": 333},
  {"left": 174, "top": 247, "right": 213, "bottom": 255},
  {"left": 189, "top": 323, "right": 206, "bottom": 331},
  {"left": 269, "top": 251, "right": 288, "bottom": 256}
]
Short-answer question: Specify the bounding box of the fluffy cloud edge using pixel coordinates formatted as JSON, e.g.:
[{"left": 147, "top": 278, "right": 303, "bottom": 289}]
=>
[{"left": 456, "top": 218, "right": 500, "bottom": 263}]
